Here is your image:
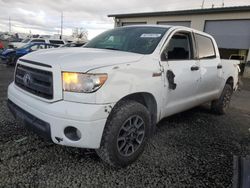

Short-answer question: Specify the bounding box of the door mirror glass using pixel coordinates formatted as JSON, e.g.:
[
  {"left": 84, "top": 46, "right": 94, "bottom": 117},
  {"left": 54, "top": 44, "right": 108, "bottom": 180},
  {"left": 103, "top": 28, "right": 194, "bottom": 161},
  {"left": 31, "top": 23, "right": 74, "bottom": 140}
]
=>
[{"left": 161, "top": 50, "right": 168, "bottom": 61}]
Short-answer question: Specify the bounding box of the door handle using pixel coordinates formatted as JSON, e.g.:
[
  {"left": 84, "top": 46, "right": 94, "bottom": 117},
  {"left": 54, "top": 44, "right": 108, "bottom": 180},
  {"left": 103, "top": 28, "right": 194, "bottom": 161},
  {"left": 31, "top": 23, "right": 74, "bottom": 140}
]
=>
[
  {"left": 191, "top": 66, "right": 199, "bottom": 71},
  {"left": 217, "top": 64, "right": 222, "bottom": 69}
]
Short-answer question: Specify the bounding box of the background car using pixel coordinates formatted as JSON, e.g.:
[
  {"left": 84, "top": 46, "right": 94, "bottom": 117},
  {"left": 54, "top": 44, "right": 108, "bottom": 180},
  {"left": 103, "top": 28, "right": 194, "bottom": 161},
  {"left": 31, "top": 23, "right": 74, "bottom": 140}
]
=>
[
  {"left": 0, "top": 43, "right": 58, "bottom": 65},
  {"left": 0, "top": 41, "right": 4, "bottom": 55},
  {"left": 61, "top": 42, "right": 86, "bottom": 48},
  {"left": 9, "top": 38, "right": 66, "bottom": 49}
]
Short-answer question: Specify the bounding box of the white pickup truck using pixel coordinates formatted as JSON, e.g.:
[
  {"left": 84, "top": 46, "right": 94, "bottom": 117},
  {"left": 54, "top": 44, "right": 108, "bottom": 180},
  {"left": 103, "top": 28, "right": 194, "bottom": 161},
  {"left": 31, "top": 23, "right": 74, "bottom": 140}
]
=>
[{"left": 8, "top": 25, "right": 239, "bottom": 167}]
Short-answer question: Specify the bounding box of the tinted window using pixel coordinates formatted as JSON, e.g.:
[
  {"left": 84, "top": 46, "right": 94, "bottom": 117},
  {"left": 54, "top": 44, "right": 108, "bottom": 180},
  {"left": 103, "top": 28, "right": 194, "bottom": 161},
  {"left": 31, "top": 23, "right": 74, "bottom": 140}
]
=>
[
  {"left": 38, "top": 44, "right": 46, "bottom": 49},
  {"left": 49, "top": 40, "right": 64, "bottom": 44},
  {"left": 85, "top": 27, "right": 168, "bottom": 55},
  {"left": 195, "top": 34, "right": 216, "bottom": 59},
  {"left": 30, "top": 44, "right": 39, "bottom": 51},
  {"left": 31, "top": 39, "right": 45, "bottom": 43},
  {"left": 162, "top": 33, "right": 193, "bottom": 60}
]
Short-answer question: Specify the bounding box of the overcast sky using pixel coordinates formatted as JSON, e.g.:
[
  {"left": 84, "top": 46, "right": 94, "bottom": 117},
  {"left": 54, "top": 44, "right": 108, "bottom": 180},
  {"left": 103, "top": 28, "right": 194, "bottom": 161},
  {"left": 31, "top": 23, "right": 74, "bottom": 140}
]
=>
[{"left": 0, "top": 0, "right": 250, "bottom": 39}]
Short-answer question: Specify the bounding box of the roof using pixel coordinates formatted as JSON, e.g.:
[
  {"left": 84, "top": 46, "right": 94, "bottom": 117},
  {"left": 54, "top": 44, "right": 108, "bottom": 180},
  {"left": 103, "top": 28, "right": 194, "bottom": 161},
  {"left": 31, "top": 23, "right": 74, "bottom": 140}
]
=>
[{"left": 108, "top": 5, "right": 250, "bottom": 18}]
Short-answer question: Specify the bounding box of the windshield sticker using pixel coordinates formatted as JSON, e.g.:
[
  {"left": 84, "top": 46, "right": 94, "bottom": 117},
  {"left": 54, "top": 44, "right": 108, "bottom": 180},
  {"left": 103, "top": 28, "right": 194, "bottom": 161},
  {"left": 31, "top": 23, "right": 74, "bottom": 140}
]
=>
[{"left": 140, "top": 34, "right": 162, "bottom": 38}]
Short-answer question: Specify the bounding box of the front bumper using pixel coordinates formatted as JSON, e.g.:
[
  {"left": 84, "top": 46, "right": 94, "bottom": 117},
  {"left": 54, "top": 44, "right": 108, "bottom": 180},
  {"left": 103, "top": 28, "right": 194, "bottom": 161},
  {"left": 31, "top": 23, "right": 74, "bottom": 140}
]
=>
[
  {"left": 8, "top": 100, "right": 52, "bottom": 141},
  {"left": 8, "top": 83, "right": 111, "bottom": 149}
]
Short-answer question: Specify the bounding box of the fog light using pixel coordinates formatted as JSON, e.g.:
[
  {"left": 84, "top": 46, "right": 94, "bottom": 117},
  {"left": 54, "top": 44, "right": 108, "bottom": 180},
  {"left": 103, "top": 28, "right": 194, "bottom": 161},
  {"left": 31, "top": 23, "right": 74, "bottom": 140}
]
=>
[{"left": 64, "top": 126, "right": 81, "bottom": 141}]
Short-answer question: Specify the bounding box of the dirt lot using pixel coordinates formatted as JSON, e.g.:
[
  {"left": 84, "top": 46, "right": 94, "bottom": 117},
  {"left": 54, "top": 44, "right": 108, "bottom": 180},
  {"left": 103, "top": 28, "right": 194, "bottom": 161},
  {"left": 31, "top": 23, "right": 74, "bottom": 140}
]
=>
[{"left": 0, "top": 64, "right": 250, "bottom": 187}]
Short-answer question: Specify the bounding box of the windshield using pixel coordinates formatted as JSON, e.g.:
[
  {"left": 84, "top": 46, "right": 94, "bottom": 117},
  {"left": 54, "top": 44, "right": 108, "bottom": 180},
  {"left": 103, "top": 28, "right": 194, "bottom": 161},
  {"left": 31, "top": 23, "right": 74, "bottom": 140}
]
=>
[{"left": 85, "top": 26, "right": 168, "bottom": 54}]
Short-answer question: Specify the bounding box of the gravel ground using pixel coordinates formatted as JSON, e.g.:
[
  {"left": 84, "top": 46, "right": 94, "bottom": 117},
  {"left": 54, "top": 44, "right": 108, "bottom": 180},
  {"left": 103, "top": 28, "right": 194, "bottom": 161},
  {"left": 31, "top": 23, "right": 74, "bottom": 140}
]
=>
[{"left": 0, "top": 64, "right": 250, "bottom": 187}]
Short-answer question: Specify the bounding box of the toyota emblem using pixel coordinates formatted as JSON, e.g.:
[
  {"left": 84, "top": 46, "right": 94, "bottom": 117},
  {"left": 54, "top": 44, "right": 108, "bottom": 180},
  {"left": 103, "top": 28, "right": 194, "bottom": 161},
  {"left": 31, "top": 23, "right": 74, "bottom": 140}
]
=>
[{"left": 23, "top": 73, "right": 32, "bottom": 86}]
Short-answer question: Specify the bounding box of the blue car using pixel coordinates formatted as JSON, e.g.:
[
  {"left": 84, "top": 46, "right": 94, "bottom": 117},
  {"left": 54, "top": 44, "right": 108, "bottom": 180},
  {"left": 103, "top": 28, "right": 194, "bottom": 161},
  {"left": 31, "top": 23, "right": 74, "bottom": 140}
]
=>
[{"left": 0, "top": 43, "right": 58, "bottom": 65}]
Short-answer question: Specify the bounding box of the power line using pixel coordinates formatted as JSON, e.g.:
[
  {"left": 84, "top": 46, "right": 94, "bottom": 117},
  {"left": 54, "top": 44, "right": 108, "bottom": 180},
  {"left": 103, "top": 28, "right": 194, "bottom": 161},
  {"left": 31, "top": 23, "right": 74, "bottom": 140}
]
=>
[
  {"left": 201, "top": 0, "right": 206, "bottom": 8},
  {"left": 60, "top": 12, "right": 63, "bottom": 39},
  {"left": 9, "top": 16, "right": 11, "bottom": 33}
]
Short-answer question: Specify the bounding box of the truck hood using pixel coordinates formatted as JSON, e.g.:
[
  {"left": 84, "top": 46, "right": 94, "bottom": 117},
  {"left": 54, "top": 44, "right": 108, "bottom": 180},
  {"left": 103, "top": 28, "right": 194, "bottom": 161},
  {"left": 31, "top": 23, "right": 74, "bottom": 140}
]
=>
[{"left": 21, "top": 48, "right": 144, "bottom": 72}]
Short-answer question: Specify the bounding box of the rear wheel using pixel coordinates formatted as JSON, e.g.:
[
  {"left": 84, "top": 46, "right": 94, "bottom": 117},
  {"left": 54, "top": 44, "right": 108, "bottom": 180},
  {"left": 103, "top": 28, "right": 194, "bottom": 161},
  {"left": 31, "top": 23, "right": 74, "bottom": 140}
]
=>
[
  {"left": 211, "top": 84, "right": 233, "bottom": 115},
  {"left": 96, "top": 100, "right": 150, "bottom": 167}
]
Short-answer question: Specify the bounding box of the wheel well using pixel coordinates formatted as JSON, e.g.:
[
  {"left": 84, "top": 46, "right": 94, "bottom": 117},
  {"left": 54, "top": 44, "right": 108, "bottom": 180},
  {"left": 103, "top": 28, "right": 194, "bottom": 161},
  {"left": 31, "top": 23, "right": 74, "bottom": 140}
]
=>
[
  {"left": 226, "top": 77, "right": 234, "bottom": 88},
  {"left": 119, "top": 92, "right": 158, "bottom": 129}
]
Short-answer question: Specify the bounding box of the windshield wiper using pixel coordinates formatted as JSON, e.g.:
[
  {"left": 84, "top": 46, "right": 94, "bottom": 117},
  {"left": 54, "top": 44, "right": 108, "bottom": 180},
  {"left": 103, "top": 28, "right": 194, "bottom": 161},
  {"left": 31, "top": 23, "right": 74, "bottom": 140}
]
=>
[{"left": 103, "top": 47, "right": 120, "bottom": 51}]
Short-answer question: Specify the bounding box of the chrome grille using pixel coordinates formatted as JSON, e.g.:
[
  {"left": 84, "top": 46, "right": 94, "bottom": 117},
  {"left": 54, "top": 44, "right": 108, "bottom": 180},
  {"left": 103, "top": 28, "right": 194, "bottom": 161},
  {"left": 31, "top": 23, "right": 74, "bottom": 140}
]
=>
[{"left": 15, "top": 64, "right": 53, "bottom": 99}]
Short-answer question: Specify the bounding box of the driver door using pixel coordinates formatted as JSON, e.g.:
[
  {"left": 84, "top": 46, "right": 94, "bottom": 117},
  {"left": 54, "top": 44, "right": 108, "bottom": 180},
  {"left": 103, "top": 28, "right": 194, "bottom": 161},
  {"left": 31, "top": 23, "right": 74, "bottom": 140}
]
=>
[{"left": 161, "top": 31, "right": 202, "bottom": 117}]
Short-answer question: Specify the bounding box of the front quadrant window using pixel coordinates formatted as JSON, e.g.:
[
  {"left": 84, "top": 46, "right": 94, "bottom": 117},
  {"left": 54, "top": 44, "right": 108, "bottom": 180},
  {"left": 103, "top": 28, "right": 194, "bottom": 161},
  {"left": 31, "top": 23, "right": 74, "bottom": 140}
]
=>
[{"left": 85, "top": 26, "right": 169, "bottom": 55}]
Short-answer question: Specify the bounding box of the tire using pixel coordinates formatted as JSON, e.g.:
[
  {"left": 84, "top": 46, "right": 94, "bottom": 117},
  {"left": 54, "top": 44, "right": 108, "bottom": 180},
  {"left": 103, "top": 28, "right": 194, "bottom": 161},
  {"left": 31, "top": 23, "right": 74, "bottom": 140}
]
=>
[
  {"left": 211, "top": 84, "right": 233, "bottom": 115},
  {"left": 96, "top": 100, "right": 150, "bottom": 167},
  {"left": 6, "top": 54, "right": 15, "bottom": 66}
]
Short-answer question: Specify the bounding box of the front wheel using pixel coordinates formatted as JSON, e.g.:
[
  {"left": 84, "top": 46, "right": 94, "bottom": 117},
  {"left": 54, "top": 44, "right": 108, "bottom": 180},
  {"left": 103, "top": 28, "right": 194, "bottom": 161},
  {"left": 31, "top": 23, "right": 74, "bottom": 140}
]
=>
[
  {"left": 96, "top": 100, "right": 150, "bottom": 167},
  {"left": 211, "top": 84, "right": 233, "bottom": 115}
]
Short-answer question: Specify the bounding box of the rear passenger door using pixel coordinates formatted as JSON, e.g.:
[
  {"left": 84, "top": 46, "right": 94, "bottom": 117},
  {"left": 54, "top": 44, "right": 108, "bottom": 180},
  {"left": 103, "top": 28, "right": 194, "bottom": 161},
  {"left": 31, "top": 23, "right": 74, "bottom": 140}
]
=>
[
  {"left": 194, "top": 33, "right": 222, "bottom": 101},
  {"left": 161, "top": 31, "right": 201, "bottom": 117}
]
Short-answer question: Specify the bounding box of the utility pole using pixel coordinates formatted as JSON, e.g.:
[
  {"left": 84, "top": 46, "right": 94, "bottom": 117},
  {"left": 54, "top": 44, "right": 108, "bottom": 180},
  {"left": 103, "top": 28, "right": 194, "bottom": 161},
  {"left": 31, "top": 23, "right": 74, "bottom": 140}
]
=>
[
  {"left": 9, "top": 16, "right": 11, "bottom": 33},
  {"left": 201, "top": 0, "right": 205, "bottom": 9},
  {"left": 60, "top": 12, "right": 63, "bottom": 39}
]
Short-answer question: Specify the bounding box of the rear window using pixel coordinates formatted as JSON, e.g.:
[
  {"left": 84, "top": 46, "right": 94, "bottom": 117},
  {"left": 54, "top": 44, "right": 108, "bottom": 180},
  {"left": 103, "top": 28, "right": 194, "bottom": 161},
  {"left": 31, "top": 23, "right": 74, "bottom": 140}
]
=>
[
  {"left": 195, "top": 34, "right": 216, "bottom": 59},
  {"left": 49, "top": 40, "right": 64, "bottom": 44},
  {"left": 31, "top": 39, "right": 45, "bottom": 43}
]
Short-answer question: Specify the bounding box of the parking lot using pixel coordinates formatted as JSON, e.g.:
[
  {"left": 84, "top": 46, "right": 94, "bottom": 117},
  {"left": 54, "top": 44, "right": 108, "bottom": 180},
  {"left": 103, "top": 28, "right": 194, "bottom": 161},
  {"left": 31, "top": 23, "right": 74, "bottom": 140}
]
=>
[{"left": 0, "top": 64, "right": 250, "bottom": 187}]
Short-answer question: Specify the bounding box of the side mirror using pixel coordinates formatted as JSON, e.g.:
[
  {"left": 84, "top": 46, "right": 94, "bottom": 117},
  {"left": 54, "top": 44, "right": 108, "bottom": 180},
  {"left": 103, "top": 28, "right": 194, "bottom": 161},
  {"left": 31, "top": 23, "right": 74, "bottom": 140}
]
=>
[{"left": 161, "top": 51, "right": 168, "bottom": 61}]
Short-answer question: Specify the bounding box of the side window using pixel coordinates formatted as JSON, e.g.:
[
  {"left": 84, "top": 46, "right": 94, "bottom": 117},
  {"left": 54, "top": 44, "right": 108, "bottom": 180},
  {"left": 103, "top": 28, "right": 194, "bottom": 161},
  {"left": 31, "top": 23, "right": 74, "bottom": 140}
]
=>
[
  {"left": 195, "top": 34, "right": 216, "bottom": 59},
  {"left": 38, "top": 44, "right": 45, "bottom": 49},
  {"left": 47, "top": 45, "right": 56, "bottom": 49},
  {"left": 49, "top": 40, "right": 64, "bottom": 45},
  {"left": 162, "top": 32, "right": 193, "bottom": 61},
  {"left": 31, "top": 39, "right": 45, "bottom": 43},
  {"left": 30, "top": 44, "right": 39, "bottom": 51}
]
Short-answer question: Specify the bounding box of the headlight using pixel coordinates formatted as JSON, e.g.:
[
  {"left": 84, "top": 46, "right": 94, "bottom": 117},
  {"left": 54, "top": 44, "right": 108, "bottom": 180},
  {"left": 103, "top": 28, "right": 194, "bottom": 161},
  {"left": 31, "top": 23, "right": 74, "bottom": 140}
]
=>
[{"left": 62, "top": 72, "right": 108, "bottom": 93}]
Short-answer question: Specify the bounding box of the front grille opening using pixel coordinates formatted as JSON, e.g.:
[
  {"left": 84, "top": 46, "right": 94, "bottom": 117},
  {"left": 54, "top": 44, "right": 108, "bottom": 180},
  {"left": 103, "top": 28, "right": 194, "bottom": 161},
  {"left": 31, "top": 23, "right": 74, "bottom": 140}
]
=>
[{"left": 15, "top": 64, "right": 53, "bottom": 99}]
